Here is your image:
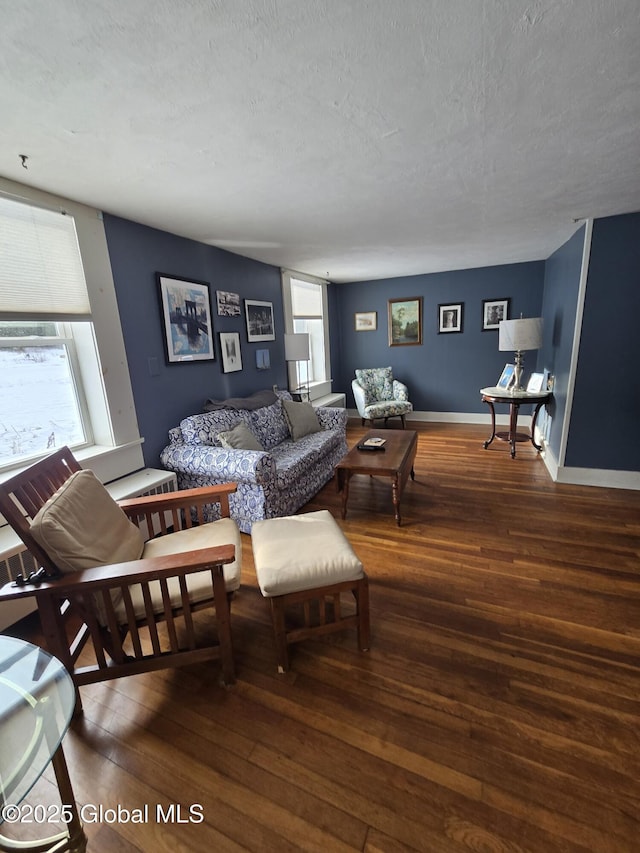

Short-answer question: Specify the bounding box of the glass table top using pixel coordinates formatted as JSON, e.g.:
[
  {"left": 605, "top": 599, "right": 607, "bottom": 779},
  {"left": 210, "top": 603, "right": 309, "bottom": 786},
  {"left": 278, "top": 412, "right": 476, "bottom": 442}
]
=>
[{"left": 0, "top": 635, "right": 75, "bottom": 813}]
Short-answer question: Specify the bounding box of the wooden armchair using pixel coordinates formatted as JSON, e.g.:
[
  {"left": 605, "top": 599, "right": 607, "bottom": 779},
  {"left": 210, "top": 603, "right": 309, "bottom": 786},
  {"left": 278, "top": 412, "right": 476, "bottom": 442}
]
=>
[{"left": 0, "top": 447, "right": 241, "bottom": 711}]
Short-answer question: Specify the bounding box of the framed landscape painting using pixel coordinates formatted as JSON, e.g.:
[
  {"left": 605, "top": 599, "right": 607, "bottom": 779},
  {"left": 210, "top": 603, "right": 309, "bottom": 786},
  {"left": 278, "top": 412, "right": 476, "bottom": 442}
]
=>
[
  {"left": 388, "top": 297, "right": 422, "bottom": 346},
  {"left": 355, "top": 311, "right": 377, "bottom": 331},
  {"left": 156, "top": 273, "right": 214, "bottom": 363}
]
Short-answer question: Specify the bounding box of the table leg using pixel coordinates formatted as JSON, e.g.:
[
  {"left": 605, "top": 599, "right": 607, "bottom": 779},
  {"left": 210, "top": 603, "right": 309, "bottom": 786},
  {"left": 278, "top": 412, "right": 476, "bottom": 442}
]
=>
[
  {"left": 483, "top": 400, "right": 497, "bottom": 448},
  {"left": 392, "top": 473, "right": 401, "bottom": 526},
  {"left": 340, "top": 471, "right": 351, "bottom": 520},
  {"left": 509, "top": 401, "right": 520, "bottom": 458},
  {"left": 530, "top": 401, "right": 545, "bottom": 451}
]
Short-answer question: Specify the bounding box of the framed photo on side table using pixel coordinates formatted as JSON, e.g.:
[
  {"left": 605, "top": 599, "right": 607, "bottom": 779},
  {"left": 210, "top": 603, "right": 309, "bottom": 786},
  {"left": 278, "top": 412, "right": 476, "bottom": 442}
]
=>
[
  {"left": 482, "top": 297, "right": 510, "bottom": 331},
  {"left": 497, "top": 363, "right": 515, "bottom": 390},
  {"left": 156, "top": 273, "right": 215, "bottom": 363},
  {"left": 438, "top": 303, "right": 464, "bottom": 333},
  {"left": 219, "top": 331, "right": 243, "bottom": 373},
  {"left": 527, "top": 372, "right": 544, "bottom": 393}
]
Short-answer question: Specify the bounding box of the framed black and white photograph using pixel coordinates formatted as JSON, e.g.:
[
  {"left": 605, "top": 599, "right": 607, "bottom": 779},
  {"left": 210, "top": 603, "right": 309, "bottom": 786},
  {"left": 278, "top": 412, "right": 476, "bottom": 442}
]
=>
[
  {"left": 216, "top": 290, "right": 241, "bottom": 316},
  {"left": 438, "top": 302, "right": 464, "bottom": 334},
  {"left": 388, "top": 297, "right": 423, "bottom": 346},
  {"left": 245, "top": 299, "right": 275, "bottom": 342},
  {"left": 355, "top": 311, "right": 377, "bottom": 331},
  {"left": 156, "top": 273, "right": 214, "bottom": 363},
  {"left": 482, "top": 297, "right": 510, "bottom": 331},
  {"left": 219, "top": 331, "right": 242, "bottom": 373}
]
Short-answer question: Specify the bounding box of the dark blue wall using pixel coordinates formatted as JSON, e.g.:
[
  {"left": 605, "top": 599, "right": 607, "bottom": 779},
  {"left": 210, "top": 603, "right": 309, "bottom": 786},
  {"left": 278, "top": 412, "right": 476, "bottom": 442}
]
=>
[
  {"left": 565, "top": 212, "right": 640, "bottom": 470},
  {"left": 333, "top": 263, "right": 545, "bottom": 412},
  {"left": 538, "top": 226, "right": 585, "bottom": 460},
  {"left": 103, "top": 214, "right": 285, "bottom": 467}
]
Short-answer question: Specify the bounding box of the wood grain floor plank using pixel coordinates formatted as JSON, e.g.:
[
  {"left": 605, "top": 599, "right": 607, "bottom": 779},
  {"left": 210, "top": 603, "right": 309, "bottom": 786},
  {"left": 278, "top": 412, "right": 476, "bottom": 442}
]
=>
[{"left": 8, "top": 422, "right": 640, "bottom": 851}]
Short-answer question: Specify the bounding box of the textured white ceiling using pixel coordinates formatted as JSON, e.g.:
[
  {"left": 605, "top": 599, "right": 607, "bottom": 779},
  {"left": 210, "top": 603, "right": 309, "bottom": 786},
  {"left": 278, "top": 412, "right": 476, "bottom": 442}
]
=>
[{"left": 1, "top": 0, "right": 639, "bottom": 282}]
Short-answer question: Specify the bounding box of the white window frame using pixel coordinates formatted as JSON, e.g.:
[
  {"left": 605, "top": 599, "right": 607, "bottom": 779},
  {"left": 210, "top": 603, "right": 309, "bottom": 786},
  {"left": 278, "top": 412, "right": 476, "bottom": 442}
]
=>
[
  {"left": 0, "top": 177, "right": 143, "bottom": 484},
  {"left": 281, "top": 269, "right": 332, "bottom": 402}
]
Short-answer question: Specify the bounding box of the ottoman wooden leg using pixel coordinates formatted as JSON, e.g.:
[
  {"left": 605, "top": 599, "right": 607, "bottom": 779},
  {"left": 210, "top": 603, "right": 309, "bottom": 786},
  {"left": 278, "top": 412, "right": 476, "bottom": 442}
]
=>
[
  {"left": 355, "top": 576, "right": 370, "bottom": 652},
  {"left": 270, "top": 597, "right": 290, "bottom": 673}
]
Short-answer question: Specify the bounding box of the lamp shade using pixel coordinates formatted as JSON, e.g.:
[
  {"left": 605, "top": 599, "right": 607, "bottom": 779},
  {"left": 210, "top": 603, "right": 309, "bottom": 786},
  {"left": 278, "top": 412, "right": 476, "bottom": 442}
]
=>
[
  {"left": 284, "top": 333, "right": 310, "bottom": 361},
  {"left": 499, "top": 318, "right": 543, "bottom": 352}
]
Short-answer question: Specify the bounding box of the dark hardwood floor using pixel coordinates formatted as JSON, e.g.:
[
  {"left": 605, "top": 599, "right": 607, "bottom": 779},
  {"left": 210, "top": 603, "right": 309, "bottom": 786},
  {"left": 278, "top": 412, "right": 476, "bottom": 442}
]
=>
[{"left": 5, "top": 422, "right": 640, "bottom": 852}]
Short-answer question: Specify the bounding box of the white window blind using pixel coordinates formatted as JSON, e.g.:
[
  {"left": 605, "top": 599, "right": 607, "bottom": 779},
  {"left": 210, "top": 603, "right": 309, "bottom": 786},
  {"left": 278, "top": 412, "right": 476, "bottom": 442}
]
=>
[{"left": 0, "top": 195, "right": 91, "bottom": 319}]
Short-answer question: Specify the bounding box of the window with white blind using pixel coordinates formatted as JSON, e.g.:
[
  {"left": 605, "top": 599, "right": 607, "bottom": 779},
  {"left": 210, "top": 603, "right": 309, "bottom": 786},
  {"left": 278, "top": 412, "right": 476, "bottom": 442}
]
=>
[
  {"left": 0, "top": 180, "right": 143, "bottom": 480},
  {"left": 281, "top": 270, "right": 332, "bottom": 401}
]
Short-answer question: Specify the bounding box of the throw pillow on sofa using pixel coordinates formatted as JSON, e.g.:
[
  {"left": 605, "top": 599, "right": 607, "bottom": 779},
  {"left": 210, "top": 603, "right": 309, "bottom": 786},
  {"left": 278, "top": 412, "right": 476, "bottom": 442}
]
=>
[
  {"left": 282, "top": 399, "right": 321, "bottom": 441},
  {"left": 218, "top": 422, "right": 264, "bottom": 450}
]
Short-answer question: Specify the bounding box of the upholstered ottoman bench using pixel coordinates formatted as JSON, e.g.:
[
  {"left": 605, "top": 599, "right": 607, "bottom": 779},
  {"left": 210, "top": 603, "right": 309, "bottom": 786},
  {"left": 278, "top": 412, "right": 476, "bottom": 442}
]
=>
[{"left": 251, "top": 510, "right": 370, "bottom": 672}]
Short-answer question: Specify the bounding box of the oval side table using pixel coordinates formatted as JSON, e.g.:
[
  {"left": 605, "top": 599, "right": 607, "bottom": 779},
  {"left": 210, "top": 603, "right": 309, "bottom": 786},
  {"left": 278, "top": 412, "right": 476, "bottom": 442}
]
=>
[
  {"left": 0, "top": 635, "right": 87, "bottom": 852},
  {"left": 480, "top": 386, "right": 551, "bottom": 459}
]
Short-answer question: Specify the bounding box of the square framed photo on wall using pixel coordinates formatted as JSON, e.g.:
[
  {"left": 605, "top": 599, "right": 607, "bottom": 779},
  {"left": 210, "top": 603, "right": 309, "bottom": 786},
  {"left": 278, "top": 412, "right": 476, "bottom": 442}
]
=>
[
  {"left": 438, "top": 302, "right": 464, "bottom": 334},
  {"left": 482, "top": 297, "right": 510, "bottom": 331},
  {"left": 156, "top": 273, "right": 215, "bottom": 363},
  {"left": 388, "top": 297, "right": 423, "bottom": 346},
  {"left": 245, "top": 300, "right": 275, "bottom": 342}
]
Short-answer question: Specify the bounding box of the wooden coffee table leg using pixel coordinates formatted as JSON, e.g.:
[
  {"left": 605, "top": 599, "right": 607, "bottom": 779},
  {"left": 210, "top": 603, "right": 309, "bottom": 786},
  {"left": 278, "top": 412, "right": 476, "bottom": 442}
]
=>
[
  {"left": 392, "top": 473, "right": 401, "bottom": 526},
  {"left": 340, "top": 471, "right": 351, "bottom": 519}
]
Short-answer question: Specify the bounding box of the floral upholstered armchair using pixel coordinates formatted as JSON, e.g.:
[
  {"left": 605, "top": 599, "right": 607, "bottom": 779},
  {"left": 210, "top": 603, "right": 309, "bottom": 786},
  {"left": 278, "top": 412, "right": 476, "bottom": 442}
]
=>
[{"left": 352, "top": 367, "right": 413, "bottom": 427}]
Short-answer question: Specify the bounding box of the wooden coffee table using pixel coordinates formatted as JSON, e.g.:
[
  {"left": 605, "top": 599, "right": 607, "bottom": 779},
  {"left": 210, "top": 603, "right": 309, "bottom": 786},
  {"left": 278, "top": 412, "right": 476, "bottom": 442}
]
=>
[{"left": 336, "top": 430, "right": 418, "bottom": 525}]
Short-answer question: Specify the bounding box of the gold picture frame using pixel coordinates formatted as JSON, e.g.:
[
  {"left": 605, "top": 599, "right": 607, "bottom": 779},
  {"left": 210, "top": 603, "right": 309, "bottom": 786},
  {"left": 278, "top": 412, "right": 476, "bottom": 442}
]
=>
[{"left": 388, "top": 297, "right": 422, "bottom": 346}]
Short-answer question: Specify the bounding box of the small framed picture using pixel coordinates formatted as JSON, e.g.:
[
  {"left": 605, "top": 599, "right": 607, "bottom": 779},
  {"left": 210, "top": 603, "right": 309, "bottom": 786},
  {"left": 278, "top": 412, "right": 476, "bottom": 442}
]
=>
[
  {"left": 438, "top": 303, "right": 464, "bottom": 334},
  {"left": 388, "top": 297, "right": 423, "bottom": 346},
  {"left": 219, "top": 331, "right": 242, "bottom": 373},
  {"left": 497, "top": 363, "right": 515, "bottom": 389},
  {"left": 527, "top": 372, "right": 544, "bottom": 393},
  {"left": 256, "top": 348, "right": 270, "bottom": 370},
  {"left": 245, "top": 300, "right": 275, "bottom": 342},
  {"left": 355, "top": 311, "right": 377, "bottom": 331},
  {"left": 482, "top": 297, "right": 510, "bottom": 331},
  {"left": 156, "top": 273, "right": 215, "bottom": 363},
  {"left": 216, "top": 290, "right": 241, "bottom": 316}
]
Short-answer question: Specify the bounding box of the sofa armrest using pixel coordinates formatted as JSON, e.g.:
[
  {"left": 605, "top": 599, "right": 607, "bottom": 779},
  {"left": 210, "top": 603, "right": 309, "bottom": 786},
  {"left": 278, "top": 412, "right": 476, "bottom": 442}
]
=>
[
  {"left": 351, "top": 379, "right": 367, "bottom": 417},
  {"left": 316, "top": 406, "right": 348, "bottom": 431},
  {"left": 160, "top": 443, "right": 276, "bottom": 486}
]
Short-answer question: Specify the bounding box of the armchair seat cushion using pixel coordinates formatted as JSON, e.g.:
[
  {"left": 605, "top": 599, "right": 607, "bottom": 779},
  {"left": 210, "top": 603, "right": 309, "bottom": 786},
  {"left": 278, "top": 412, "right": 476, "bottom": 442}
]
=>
[
  {"left": 116, "top": 517, "right": 242, "bottom": 621},
  {"left": 361, "top": 400, "right": 413, "bottom": 420}
]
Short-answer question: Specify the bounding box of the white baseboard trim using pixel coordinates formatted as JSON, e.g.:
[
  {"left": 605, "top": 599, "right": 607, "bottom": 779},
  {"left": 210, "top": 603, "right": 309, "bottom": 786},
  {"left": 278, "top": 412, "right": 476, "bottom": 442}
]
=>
[
  {"left": 347, "top": 409, "right": 511, "bottom": 425},
  {"left": 555, "top": 466, "right": 640, "bottom": 490}
]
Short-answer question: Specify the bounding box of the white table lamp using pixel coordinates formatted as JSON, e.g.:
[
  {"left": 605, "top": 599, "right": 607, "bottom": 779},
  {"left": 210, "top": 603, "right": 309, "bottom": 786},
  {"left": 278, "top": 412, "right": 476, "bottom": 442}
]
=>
[
  {"left": 284, "top": 333, "right": 310, "bottom": 397},
  {"left": 499, "top": 317, "right": 543, "bottom": 393}
]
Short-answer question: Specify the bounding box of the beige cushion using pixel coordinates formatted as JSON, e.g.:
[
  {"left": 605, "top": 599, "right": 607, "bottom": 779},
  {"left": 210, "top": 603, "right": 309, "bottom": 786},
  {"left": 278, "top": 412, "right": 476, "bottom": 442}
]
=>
[
  {"left": 218, "top": 422, "right": 264, "bottom": 451},
  {"left": 115, "top": 517, "right": 242, "bottom": 621},
  {"left": 251, "top": 510, "right": 363, "bottom": 597},
  {"left": 29, "top": 469, "right": 144, "bottom": 573},
  {"left": 281, "top": 399, "right": 321, "bottom": 441}
]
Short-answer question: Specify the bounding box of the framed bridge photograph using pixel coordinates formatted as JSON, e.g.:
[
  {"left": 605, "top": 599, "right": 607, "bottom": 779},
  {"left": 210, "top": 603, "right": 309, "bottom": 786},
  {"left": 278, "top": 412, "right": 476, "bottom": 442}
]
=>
[{"left": 156, "top": 273, "right": 215, "bottom": 363}]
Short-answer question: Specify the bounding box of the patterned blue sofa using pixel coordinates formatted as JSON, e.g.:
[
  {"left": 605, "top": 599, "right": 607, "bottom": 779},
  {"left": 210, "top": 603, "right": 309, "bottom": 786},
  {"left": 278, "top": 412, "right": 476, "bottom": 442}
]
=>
[{"left": 160, "top": 391, "right": 347, "bottom": 533}]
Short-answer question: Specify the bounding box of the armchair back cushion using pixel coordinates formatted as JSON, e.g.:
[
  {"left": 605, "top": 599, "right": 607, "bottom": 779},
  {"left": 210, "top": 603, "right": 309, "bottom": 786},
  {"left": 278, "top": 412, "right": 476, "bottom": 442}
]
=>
[
  {"left": 29, "top": 469, "right": 144, "bottom": 574},
  {"left": 355, "top": 367, "right": 394, "bottom": 404}
]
